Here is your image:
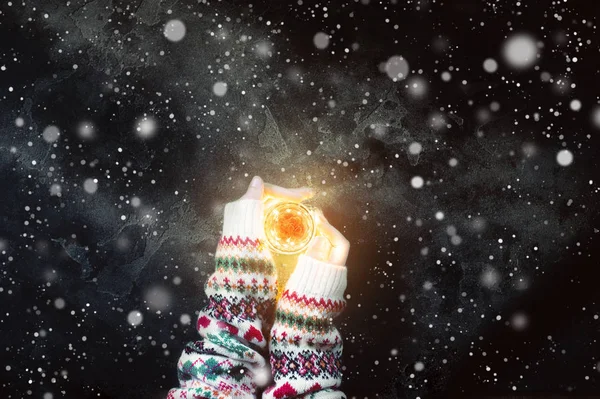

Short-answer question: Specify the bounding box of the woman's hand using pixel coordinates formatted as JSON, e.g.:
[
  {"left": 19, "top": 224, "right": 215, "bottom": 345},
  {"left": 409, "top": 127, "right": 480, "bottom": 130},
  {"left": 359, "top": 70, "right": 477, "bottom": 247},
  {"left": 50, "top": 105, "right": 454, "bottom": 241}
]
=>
[
  {"left": 305, "top": 213, "right": 350, "bottom": 266},
  {"left": 239, "top": 175, "right": 314, "bottom": 204},
  {"left": 222, "top": 175, "right": 315, "bottom": 246}
]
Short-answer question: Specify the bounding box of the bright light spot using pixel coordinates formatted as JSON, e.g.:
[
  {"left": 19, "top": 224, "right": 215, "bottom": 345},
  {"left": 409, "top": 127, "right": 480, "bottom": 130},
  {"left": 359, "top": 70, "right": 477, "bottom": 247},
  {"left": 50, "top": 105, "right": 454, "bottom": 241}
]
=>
[
  {"left": 435, "top": 211, "right": 444, "bottom": 220},
  {"left": 180, "top": 314, "right": 191, "bottom": 325},
  {"left": 511, "top": 312, "right": 528, "bottom": 331},
  {"left": 50, "top": 184, "right": 62, "bottom": 197},
  {"left": 569, "top": 99, "right": 581, "bottom": 111},
  {"left": 483, "top": 58, "right": 498, "bottom": 73},
  {"left": 15, "top": 117, "right": 24, "bottom": 127},
  {"left": 83, "top": 178, "right": 98, "bottom": 194},
  {"left": 502, "top": 33, "right": 538, "bottom": 69},
  {"left": 136, "top": 115, "right": 157, "bottom": 138},
  {"left": 448, "top": 158, "right": 458, "bottom": 167},
  {"left": 131, "top": 197, "right": 141, "bottom": 207},
  {"left": 414, "top": 361, "right": 425, "bottom": 371},
  {"left": 441, "top": 71, "right": 451, "bottom": 81},
  {"left": 253, "top": 365, "right": 272, "bottom": 387},
  {"left": 407, "top": 76, "right": 427, "bottom": 97},
  {"left": 164, "top": 19, "right": 186, "bottom": 42},
  {"left": 556, "top": 149, "right": 573, "bottom": 166},
  {"left": 592, "top": 106, "right": 600, "bottom": 128},
  {"left": 78, "top": 121, "right": 95, "bottom": 139},
  {"left": 408, "top": 142, "right": 422, "bottom": 155},
  {"left": 255, "top": 41, "right": 272, "bottom": 57},
  {"left": 145, "top": 286, "right": 172, "bottom": 311},
  {"left": 127, "top": 311, "right": 143, "bottom": 326},
  {"left": 481, "top": 266, "right": 501, "bottom": 289},
  {"left": 54, "top": 298, "right": 66, "bottom": 309},
  {"left": 411, "top": 176, "right": 424, "bottom": 189},
  {"left": 313, "top": 32, "right": 330, "bottom": 49},
  {"left": 385, "top": 55, "right": 409, "bottom": 81},
  {"left": 42, "top": 125, "right": 60, "bottom": 143},
  {"left": 213, "top": 81, "right": 227, "bottom": 97}
]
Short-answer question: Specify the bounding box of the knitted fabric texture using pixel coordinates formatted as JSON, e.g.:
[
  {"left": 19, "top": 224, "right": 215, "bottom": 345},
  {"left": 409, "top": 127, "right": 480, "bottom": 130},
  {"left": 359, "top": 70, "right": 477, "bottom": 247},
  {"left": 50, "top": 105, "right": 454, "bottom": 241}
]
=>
[{"left": 167, "top": 198, "right": 347, "bottom": 399}]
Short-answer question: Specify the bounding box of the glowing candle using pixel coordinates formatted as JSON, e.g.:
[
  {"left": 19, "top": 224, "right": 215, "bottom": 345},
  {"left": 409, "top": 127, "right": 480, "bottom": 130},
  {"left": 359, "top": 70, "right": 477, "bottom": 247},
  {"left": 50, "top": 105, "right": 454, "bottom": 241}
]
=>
[{"left": 264, "top": 200, "right": 317, "bottom": 255}]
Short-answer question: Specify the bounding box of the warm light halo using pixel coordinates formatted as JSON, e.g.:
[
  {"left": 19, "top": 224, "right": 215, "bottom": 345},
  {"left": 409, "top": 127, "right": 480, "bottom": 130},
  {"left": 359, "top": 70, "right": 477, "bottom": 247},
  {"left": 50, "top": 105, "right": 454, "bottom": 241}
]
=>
[{"left": 264, "top": 200, "right": 317, "bottom": 255}]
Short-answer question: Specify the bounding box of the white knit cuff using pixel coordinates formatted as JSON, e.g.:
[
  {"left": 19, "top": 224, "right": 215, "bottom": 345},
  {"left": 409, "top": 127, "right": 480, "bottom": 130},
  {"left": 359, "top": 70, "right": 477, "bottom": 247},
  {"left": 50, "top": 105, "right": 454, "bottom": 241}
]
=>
[
  {"left": 285, "top": 254, "right": 347, "bottom": 300},
  {"left": 222, "top": 199, "right": 265, "bottom": 240}
]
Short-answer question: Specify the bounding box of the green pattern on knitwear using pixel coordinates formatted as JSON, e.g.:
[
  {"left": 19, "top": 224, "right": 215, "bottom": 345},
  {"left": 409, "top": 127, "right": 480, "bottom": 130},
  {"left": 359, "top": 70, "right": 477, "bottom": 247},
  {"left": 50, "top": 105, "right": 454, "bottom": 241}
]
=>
[
  {"left": 275, "top": 309, "right": 333, "bottom": 332},
  {"left": 215, "top": 254, "right": 275, "bottom": 275},
  {"left": 207, "top": 330, "right": 251, "bottom": 359},
  {"left": 176, "top": 386, "right": 217, "bottom": 399},
  {"left": 179, "top": 358, "right": 222, "bottom": 383},
  {"left": 198, "top": 357, "right": 225, "bottom": 381}
]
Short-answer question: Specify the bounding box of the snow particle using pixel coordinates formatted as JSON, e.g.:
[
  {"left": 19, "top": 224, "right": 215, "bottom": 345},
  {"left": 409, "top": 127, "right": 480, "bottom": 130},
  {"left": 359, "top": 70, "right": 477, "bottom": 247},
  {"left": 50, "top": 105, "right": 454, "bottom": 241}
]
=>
[
  {"left": 164, "top": 19, "right": 186, "bottom": 42},
  {"left": 78, "top": 121, "right": 95, "bottom": 139},
  {"left": 556, "top": 149, "right": 573, "bottom": 167},
  {"left": 313, "top": 32, "right": 330, "bottom": 49},
  {"left": 83, "top": 178, "right": 98, "bottom": 194},
  {"left": 213, "top": 81, "right": 228, "bottom": 97},
  {"left": 483, "top": 58, "right": 498, "bottom": 73},
  {"left": 441, "top": 71, "right": 451, "bottom": 81},
  {"left": 42, "top": 125, "right": 60, "bottom": 143},
  {"left": 408, "top": 142, "right": 422, "bottom": 155},
  {"left": 481, "top": 266, "right": 501, "bottom": 289},
  {"left": 435, "top": 211, "right": 444, "bottom": 220},
  {"left": 145, "top": 286, "right": 172, "bottom": 312},
  {"left": 54, "top": 298, "right": 66, "bottom": 309},
  {"left": 448, "top": 158, "right": 458, "bottom": 167},
  {"left": 384, "top": 55, "right": 409, "bottom": 81},
  {"left": 592, "top": 106, "right": 600, "bottom": 128},
  {"left": 414, "top": 361, "right": 425, "bottom": 372},
  {"left": 180, "top": 314, "right": 191, "bottom": 325},
  {"left": 569, "top": 99, "right": 582, "bottom": 111},
  {"left": 511, "top": 312, "right": 528, "bottom": 331},
  {"left": 136, "top": 115, "right": 157, "bottom": 138},
  {"left": 502, "top": 33, "right": 538, "bottom": 69},
  {"left": 127, "top": 311, "right": 143, "bottom": 326},
  {"left": 407, "top": 76, "right": 427, "bottom": 97},
  {"left": 15, "top": 117, "right": 24, "bottom": 127},
  {"left": 253, "top": 365, "right": 272, "bottom": 388},
  {"left": 411, "top": 176, "right": 424, "bottom": 189},
  {"left": 49, "top": 184, "right": 62, "bottom": 197}
]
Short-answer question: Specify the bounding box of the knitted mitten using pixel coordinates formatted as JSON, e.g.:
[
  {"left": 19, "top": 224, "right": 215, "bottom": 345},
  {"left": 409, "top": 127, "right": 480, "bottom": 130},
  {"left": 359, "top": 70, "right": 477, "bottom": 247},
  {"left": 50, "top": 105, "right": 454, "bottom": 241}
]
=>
[
  {"left": 167, "top": 199, "right": 277, "bottom": 399},
  {"left": 263, "top": 253, "right": 348, "bottom": 399}
]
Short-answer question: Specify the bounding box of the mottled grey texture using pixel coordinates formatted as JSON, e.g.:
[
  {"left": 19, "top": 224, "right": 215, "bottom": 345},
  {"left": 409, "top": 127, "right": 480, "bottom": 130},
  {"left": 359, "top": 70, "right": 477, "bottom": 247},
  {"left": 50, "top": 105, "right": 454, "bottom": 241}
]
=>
[{"left": 0, "top": 1, "right": 598, "bottom": 398}]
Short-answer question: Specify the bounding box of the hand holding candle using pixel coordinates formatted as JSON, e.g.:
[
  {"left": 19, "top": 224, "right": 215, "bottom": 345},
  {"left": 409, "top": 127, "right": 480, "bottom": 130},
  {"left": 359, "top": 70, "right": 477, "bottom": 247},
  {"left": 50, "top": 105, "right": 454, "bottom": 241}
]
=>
[{"left": 305, "top": 212, "right": 350, "bottom": 266}]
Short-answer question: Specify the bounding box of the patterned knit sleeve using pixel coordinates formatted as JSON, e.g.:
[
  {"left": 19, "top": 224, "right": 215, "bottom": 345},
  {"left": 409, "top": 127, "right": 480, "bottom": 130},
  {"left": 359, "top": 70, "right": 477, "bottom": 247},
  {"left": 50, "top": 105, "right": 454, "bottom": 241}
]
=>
[
  {"left": 263, "top": 254, "right": 348, "bottom": 399},
  {"left": 167, "top": 199, "right": 278, "bottom": 399}
]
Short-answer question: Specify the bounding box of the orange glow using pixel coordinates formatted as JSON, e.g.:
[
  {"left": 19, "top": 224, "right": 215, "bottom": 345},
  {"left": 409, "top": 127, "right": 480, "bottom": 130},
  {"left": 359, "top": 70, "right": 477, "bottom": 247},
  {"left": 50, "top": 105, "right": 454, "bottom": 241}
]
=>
[
  {"left": 276, "top": 212, "right": 307, "bottom": 241},
  {"left": 264, "top": 201, "right": 316, "bottom": 255}
]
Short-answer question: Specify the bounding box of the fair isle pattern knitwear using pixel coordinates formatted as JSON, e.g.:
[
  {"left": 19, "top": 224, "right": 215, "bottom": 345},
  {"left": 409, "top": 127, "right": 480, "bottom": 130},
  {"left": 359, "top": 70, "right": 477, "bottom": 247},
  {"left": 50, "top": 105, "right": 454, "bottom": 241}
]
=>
[
  {"left": 166, "top": 198, "right": 348, "bottom": 399},
  {"left": 264, "top": 254, "right": 347, "bottom": 399}
]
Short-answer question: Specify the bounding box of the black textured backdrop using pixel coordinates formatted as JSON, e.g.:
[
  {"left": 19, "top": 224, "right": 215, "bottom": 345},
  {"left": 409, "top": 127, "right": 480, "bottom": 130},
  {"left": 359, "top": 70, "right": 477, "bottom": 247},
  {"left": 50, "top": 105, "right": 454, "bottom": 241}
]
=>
[{"left": 1, "top": 0, "right": 599, "bottom": 398}]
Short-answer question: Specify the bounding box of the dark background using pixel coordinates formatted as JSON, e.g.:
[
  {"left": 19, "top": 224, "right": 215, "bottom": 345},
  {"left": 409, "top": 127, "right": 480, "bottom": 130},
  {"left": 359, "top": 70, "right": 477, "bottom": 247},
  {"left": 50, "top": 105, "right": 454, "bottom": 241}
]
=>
[{"left": 1, "top": 0, "right": 599, "bottom": 398}]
